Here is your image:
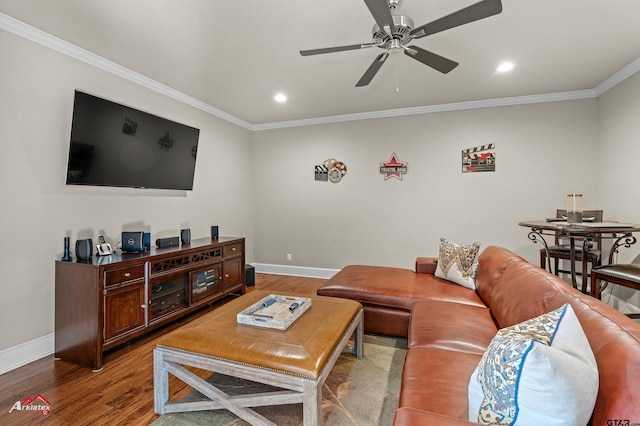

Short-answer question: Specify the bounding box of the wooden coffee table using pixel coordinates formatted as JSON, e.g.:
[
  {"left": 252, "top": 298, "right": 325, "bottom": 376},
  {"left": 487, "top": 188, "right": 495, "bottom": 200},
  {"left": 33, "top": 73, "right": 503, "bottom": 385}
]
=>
[{"left": 153, "top": 290, "right": 363, "bottom": 425}]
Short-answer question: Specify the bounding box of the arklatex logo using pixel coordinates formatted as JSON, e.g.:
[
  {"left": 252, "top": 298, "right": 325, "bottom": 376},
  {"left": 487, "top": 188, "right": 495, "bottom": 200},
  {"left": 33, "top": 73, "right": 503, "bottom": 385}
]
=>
[{"left": 9, "top": 394, "right": 51, "bottom": 415}]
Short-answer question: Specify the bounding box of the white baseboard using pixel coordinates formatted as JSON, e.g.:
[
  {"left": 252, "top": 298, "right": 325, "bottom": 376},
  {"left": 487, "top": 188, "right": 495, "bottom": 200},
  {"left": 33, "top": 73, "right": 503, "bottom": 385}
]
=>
[
  {"left": 0, "top": 333, "right": 54, "bottom": 375},
  {"left": 251, "top": 263, "right": 339, "bottom": 279}
]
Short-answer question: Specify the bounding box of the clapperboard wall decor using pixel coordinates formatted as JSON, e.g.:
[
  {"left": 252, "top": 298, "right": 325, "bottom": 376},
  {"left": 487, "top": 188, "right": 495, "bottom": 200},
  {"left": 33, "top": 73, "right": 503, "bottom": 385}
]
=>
[
  {"left": 314, "top": 165, "right": 328, "bottom": 181},
  {"left": 462, "top": 144, "right": 495, "bottom": 173}
]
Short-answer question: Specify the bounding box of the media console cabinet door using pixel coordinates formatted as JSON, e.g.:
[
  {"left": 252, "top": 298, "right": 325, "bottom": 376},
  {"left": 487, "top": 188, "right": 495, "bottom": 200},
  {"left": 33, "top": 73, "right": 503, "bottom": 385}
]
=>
[
  {"left": 104, "top": 283, "right": 146, "bottom": 342},
  {"left": 223, "top": 255, "right": 243, "bottom": 290},
  {"left": 190, "top": 262, "right": 223, "bottom": 304}
]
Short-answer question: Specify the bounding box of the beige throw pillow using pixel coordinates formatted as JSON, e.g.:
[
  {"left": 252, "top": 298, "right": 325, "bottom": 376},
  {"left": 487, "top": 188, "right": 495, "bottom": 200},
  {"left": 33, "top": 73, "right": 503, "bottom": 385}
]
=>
[{"left": 435, "top": 237, "right": 480, "bottom": 290}]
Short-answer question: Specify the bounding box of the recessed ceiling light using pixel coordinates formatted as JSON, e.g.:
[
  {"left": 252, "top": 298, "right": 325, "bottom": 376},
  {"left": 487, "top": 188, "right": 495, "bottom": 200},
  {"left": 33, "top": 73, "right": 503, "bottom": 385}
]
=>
[
  {"left": 497, "top": 62, "right": 514, "bottom": 73},
  {"left": 274, "top": 93, "right": 287, "bottom": 103}
]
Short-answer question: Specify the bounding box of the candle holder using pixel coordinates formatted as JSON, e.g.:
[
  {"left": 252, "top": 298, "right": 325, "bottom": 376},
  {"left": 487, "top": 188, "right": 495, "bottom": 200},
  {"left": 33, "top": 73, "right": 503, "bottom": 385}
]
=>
[{"left": 565, "top": 193, "right": 583, "bottom": 223}]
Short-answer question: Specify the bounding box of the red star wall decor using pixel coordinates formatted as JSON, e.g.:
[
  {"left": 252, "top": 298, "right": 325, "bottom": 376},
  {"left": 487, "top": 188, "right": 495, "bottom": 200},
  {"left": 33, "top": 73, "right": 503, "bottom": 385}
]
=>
[{"left": 380, "top": 153, "right": 408, "bottom": 180}]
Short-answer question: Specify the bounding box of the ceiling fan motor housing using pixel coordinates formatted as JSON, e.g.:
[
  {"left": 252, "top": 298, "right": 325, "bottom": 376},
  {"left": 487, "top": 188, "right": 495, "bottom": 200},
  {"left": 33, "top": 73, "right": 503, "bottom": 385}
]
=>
[{"left": 373, "top": 15, "right": 414, "bottom": 48}]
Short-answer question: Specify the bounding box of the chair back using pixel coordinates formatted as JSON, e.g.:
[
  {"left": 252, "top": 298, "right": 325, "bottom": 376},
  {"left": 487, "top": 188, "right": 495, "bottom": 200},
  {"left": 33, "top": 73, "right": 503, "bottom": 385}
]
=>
[{"left": 555, "top": 209, "right": 604, "bottom": 249}]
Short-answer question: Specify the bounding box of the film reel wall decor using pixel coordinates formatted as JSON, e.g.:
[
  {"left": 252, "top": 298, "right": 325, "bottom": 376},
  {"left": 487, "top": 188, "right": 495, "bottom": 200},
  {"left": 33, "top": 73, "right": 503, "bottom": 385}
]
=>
[{"left": 314, "top": 158, "right": 347, "bottom": 183}]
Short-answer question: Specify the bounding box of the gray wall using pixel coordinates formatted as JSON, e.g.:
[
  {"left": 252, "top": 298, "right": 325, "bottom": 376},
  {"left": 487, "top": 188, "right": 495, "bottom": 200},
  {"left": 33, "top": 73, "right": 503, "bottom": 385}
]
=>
[
  {"left": 251, "top": 100, "right": 600, "bottom": 269},
  {"left": 0, "top": 30, "right": 254, "bottom": 354},
  {"left": 596, "top": 72, "right": 640, "bottom": 310},
  {"left": 1, "top": 23, "right": 639, "bottom": 369}
]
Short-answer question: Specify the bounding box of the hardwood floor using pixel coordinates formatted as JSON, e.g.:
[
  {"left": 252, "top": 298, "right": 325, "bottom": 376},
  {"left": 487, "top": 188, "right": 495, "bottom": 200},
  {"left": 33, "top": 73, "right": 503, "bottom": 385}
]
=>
[{"left": 0, "top": 274, "right": 326, "bottom": 426}]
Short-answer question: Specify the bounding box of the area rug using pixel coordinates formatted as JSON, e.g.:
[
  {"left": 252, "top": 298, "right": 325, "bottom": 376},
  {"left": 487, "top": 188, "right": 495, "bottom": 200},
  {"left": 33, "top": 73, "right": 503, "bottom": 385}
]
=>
[{"left": 151, "top": 334, "right": 407, "bottom": 426}]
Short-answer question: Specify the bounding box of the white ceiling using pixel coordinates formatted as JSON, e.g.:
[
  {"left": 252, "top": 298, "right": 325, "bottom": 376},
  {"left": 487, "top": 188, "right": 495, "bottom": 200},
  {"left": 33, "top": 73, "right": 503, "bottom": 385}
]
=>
[{"left": 2, "top": 0, "right": 640, "bottom": 127}]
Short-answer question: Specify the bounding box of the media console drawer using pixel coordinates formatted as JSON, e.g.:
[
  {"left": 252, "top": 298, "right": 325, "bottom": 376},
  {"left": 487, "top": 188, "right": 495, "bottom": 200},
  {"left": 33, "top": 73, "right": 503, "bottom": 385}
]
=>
[
  {"left": 224, "top": 243, "right": 243, "bottom": 257},
  {"left": 105, "top": 265, "right": 145, "bottom": 287}
]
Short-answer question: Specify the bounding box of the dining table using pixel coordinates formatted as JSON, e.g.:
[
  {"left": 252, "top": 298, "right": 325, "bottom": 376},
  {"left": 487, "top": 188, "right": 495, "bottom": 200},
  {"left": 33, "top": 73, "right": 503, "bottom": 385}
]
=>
[{"left": 518, "top": 220, "right": 640, "bottom": 294}]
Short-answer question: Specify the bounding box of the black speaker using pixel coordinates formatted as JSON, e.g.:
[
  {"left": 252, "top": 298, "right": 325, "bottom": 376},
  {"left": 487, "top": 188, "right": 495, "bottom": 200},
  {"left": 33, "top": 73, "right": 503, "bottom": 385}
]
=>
[
  {"left": 122, "top": 231, "right": 144, "bottom": 252},
  {"left": 75, "top": 238, "right": 93, "bottom": 260},
  {"left": 180, "top": 229, "right": 191, "bottom": 244},
  {"left": 211, "top": 225, "right": 219, "bottom": 240},
  {"left": 156, "top": 237, "right": 180, "bottom": 248},
  {"left": 245, "top": 264, "right": 255, "bottom": 287}
]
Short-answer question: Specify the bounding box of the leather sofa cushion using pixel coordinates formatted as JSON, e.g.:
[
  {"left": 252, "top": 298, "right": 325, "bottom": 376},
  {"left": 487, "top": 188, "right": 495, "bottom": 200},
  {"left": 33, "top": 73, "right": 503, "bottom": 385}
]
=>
[
  {"left": 475, "top": 245, "right": 526, "bottom": 306},
  {"left": 399, "top": 347, "right": 481, "bottom": 420},
  {"left": 318, "top": 265, "right": 485, "bottom": 310},
  {"left": 364, "top": 305, "right": 411, "bottom": 338},
  {"left": 408, "top": 300, "right": 497, "bottom": 354},
  {"left": 489, "top": 261, "right": 570, "bottom": 328}
]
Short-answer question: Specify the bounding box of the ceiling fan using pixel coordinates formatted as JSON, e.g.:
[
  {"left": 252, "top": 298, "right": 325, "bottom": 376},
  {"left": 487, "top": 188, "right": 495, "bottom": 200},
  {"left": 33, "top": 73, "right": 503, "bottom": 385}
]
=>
[{"left": 300, "top": 0, "right": 502, "bottom": 87}]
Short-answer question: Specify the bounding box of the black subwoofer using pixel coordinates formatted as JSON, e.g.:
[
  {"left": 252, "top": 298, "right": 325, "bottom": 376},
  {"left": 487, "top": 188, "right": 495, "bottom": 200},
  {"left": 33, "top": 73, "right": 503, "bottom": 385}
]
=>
[{"left": 245, "top": 264, "right": 255, "bottom": 287}]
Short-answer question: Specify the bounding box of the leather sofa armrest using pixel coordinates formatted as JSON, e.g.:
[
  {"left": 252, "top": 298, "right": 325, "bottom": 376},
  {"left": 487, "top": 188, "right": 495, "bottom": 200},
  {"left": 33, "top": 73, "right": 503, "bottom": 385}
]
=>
[
  {"left": 394, "top": 407, "right": 473, "bottom": 425},
  {"left": 416, "top": 257, "right": 438, "bottom": 275}
]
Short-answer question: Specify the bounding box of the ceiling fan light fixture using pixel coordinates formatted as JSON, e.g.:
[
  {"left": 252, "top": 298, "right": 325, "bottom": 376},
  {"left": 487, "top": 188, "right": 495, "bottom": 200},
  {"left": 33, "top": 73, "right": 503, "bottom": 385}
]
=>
[
  {"left": 300, "top": 0, "right": 504, "bottom": 87},
  {"left": 497, "top": 62, "right": 514, "bottom": 73}
]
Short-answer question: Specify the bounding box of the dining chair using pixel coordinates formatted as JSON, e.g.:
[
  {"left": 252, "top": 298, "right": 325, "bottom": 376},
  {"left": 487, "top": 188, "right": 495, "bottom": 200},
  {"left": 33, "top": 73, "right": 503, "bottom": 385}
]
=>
[
  {"left": 539, "top": 209, "right": 604, "bottom": 292},
  {"left": 591, "top": 263, "right": 640, "bottom": 319}
]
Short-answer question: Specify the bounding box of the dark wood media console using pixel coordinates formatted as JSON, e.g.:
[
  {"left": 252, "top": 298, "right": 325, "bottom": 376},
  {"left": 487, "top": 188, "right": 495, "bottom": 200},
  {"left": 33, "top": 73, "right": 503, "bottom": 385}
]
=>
[{"left": 55, "top": 237, "right": 245, "bottom": 370}]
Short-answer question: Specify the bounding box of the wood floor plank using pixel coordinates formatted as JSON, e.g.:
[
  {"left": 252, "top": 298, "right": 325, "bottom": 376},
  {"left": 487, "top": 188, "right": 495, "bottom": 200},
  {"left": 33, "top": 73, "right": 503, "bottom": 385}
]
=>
[{"left": 0, "top": 274, "right": 326, "bottom": 425}]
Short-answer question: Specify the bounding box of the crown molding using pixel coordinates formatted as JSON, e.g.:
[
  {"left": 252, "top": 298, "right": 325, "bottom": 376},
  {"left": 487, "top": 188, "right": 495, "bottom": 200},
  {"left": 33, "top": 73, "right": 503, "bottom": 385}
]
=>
[
  {"left": 2, "top": 12, "right": 639, "bottom": 132},
  {"left": 0, "top": 13, "right": 253, "bottom": 130},
  {"left": 593, "top": 56, "right": 640, "bottom": 96},
  {"left": 250, "top": 89, "right": 597, "bottom": 131}
]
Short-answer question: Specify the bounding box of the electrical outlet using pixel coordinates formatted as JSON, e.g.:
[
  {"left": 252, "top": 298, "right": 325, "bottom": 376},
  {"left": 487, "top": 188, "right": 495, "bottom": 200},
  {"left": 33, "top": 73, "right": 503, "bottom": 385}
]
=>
[{"left": 287, "top": 253, "right": 292, "bottom": 262}]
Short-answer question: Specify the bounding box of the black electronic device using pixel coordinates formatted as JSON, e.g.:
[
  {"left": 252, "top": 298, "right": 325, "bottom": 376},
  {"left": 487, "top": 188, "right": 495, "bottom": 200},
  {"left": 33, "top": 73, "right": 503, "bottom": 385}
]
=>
[
  {"left": 245, "top": 264, "right": 255, "bottom": 287},
  {"left": 180, "top": 229, "right": 191, "bottom": 244},
  {"left": 75, "top": 239, "right": 93, "bottom": 260},
  {"left": 121, "top": 231, "right": 144, "bottom": 252},
  {"left": 65, "top": 91, "right": 200, "bottom": 190},
  {"left": 211, "top": 225, "right": 219, "bottom": 240},
  {"left": 156, "top": 237, "right": 180, "bottom": 248},
  {"left": 143, "top": 232, "right": 151, "bottom": 251}
]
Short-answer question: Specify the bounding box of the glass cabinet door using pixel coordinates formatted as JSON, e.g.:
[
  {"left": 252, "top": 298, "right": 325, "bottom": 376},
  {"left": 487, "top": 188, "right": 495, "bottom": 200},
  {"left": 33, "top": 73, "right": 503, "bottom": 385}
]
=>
[{"left": 190, "top": 262, "right": 223, "bottom": 304}]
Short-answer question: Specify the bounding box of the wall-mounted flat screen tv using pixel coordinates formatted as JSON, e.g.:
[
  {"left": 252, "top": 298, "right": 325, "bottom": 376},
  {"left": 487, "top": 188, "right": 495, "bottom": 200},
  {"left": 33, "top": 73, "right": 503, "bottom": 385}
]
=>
[{"left": 66, "top": 91, "right": 200, "bottom": 190}]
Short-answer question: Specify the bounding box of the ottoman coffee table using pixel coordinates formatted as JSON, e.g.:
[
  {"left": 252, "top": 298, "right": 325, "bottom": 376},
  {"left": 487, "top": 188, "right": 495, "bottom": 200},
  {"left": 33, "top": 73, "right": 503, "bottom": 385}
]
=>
[{"left": 153, "top": 290, "right": 363, "bottom": 425}]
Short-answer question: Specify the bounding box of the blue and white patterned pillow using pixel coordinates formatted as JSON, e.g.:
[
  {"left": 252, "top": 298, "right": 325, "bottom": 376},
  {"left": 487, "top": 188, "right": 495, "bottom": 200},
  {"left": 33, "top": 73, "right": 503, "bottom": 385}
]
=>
[{"left": 468, "top": 304, "right": 598, "bottom": 425}]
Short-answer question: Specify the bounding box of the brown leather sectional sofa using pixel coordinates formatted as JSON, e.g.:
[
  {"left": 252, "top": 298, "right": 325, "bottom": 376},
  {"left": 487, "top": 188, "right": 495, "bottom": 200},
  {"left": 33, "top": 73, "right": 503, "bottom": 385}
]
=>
[{"left": 317, "top": 245, "right": 640, "bottom": 425}]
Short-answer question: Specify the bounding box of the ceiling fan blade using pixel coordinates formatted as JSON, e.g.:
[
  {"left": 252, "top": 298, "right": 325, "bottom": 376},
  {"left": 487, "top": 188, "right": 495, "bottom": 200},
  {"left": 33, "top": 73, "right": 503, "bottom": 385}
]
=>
[
  {"left": 300, "top": 43, "right": 375, "bottom": 56},
  {"left": 410, "top": 0, "right": 502, "bottom": 38},
  {"left": 404, "top": 46, "right": 458, "bottom": 74},
  {"left": 356, "top": 52, "right": 389, "bottom": 87},
  {"left": 363, "top": 0, "right": 395, "bottom": 34}
]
